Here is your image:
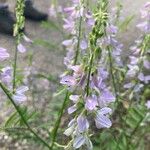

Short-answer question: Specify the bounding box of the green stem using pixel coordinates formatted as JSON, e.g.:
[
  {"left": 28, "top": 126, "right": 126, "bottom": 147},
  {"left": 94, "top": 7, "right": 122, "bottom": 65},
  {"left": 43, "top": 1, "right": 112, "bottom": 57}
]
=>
[
  {"left": 50, "top": 91, "right": 69, "bottom": 149},
  {"left": 74, "top": 15, "right": 83, "bottom": 65},
  {"left": 0, "top": 82, "right": 51, "bottom": 149},
  {"left": 50, "top": 5, "right": 84, "bottom": 149},
  {"left": 86, "top": 53, "right": 94, "bottom": 96},
  {"left": 13, "top": 38, "right": 19, "bottom": 92},
  {"left": 107, "top": 46, "right": 119, "bottom": 104}
]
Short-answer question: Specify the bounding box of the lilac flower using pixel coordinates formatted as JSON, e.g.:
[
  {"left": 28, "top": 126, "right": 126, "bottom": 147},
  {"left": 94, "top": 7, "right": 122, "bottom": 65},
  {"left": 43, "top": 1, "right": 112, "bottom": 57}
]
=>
[
  {"left": 68, "top": 104, "right": 77, "bottom": 114},
  {"left": 70, "top": 95, "right": 80, "bottom": 103},
  {"left": 124, "top": 82, "right": 135, "bottom": 89},
  {"left": 85, "top": 95, "right": 98, "bottom": 111},
  {"left": 138, "top": 73, "right": 150, "bottom": 84},
  {"left": 80, "top": 40, "right": 88, "bottom": 50},
  {"left": 129, "top": 56, "right": 139, "bottom": 65},
  {"left": 13, "top": 86, "right": 29, "bottom": 103},
  {"left": 95, "top": 107, "right": 112, "bottom": 128},
  {"left": 145, "top": 100, "right": 150, "bottom": 109},
  {"left": 60, "top": 75, "right": 76, "bottom": 87},
  {"left": 49, "top": 4, "right": 57, "bottom": 17},
  {"left": 63, "top": 18, "right": 75, "bottom": 34},
  {"left": 143, "top": 60, "right": 150, "bottom": 69},
  {"left": 73, "top": 135, "right": 86, "bottom": 149},
  {"left": 98, "top": 90, "right": 115, "bottom": 107},
  {"left": 17, "top": 43, "right": 27, "bottom": 53},
  {"left": 106, "top": 24, "right": 118, "bottom": 34},
  {"left": 0, "top": 66, "right": 12, "bottom": 86},
  {"left": 77, "top": 115, "right": 89, "bottom": 133},
  {"left": 136, "top": 21, "right": 150, "bottom": 33},
  {"left": 85, "top": 11, "right": 95, "bottom": 27},
  {"left": 0, "top": 47, "right": 9, "bottom": 61}
]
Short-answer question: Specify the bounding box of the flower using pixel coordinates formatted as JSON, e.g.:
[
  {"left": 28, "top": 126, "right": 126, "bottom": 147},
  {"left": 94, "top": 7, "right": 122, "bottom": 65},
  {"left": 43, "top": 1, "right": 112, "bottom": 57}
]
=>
[
  {"left": 17, "top": 43, "right": 27, "bottom": 53},
  {"left": 0, "top": 47, "right": 9, "bottom": 61},
  {"left": 85, "top": 95, "right": 98, "bottom": 111},
  {"left": 145, "top": 100, "right": 150, "bottom": 109},
  {"left": 13, "top": 86, "right": 29, "bottom": 103},
  {"left": 73, "top": 135, "right": 86, "bottom": 149},
  {"left": 77, "top": 115, "right": 89, "bottom": 133},
  {"left": 95, "top": 107, "right": 112, "bottom": 128},
  {"left": 0, "top": 66, "right": 12, "bottom": 86}
]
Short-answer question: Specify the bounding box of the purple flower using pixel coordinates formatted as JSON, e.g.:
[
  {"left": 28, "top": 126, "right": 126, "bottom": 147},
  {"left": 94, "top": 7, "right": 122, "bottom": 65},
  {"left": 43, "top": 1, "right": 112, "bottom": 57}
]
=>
[
  {"left": 124, "top": 82, "right": 135, "bottom": 89},
  {"left": 68, "top": 104, "right": 77, "bottom": 114},
  {"left": 60, "top": 75, "right": 77, "bottom": 87},
  {"left": 85, "top": 11, "right": 95, "bottom": 27},
  {"left": 49, "top": 4, "right": 57, "bottom": 17},
  {"left": 77, "top": 115, "right": 89, "bottom": 133},
  {"left": 85, "top": 95, "right": 98, "bottom": 111},
  {"left": 145, "top": 100, "right": 150, "bottom": 109},
  {"left": 95, "top": 107, "right": 112, "bottom": 129},
  {"left": 0, "top": 47, "right": 9, "bottom": 61},
  {"left": 73, "top": 135, "right": 86, "bottom": 149},
  {"left": 80, "top": 40, "right": 88, "bottom": 50},
  {"left": 0, "top": 66, "right": 12, "bottom": 86},
  {"left": 129, "top": 56, "right": 139, "bottom": 65},
  {"left": 136, "top": 21, "right": 150, "bottom": 33},
  {"left": 13, "top": 86, "right": 29, "bottom": 103},
  {"left": 143, "top": 60, "right": 150, "bottom": 69},
  {"left": 98, "top": 90, "right": 115, "bottom": 107},
  {"left": 70, "top": 95, "right": 80, "bottom": 103},
  {"left": 63, "top": 18, "right": 75, "bottom": 33},
  {"left": 17, "top": 43, "right": 27, "bottom": 53}
]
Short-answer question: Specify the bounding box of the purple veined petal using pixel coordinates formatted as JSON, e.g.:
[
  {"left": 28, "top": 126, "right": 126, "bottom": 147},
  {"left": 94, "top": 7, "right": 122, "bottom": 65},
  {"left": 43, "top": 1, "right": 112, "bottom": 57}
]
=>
[
  {"left": 124, "top": 82, "right": 135, "bottom": 89},
  {"left": 138, "top": 73, "right": 145, "bottom": 81},
  {"left": 143, "top": 60, "right": 150, "bottom": 69},
  {"left": 80, "top": 40, "right": 88, "bottom": 50},
  {"left": 77, "top": 115, "right": 89, "bottom": 133},
  {"left": 136, "top": 21, "right": 149, "bottom": 32},
  {"left": 68, "top": 104, "right": 77, "bottom": 114},
  {"left": 101, "top": 90, "right": 116, "bottom": 103},
  {"left": 17, "top": 43, "right": 27, "bottom": 53},
  {"left": 145, "top": 75, "right": 150, "bottom": 84},
  {"left": 85, "top": 11, "right": 95, "bottom": 27},
  {"left": 73, "top": 135, "right": 86, "bottom": 149},
  {"left": 69, "top": 95, "right": 80, "bottom": 103},
  {"left": 0, "top": 48, "right": 9, "bottom": 60},
  {"left": 107, "top": 24, "right": 118, "bottom": 34},
  {"left": 98, "top": 68, "right": 108, "bottom": 80},
  {"left": 85, "top": 96, "right": 98, "bottom": 111},
  {"left": 98, "top": 107, "right": 112, "bottom": 115},
  {"left": 140, "top": 9, "right": 148, "bottom": 18},
  {"left": 60, "top": 75, "right": 76, "bottom": 86},
  {"left": 129, "top": 56, "right": 139, "bottom": 65},
  {"left": 145, "top": 100, "right": 150, "bottom": 109},
  {"left": 64, "top": 6, "right": 75, "bottom": 14},
  {"left": 16, "top": 86, "right": 29, "bottom": 94},
  {"left": 95, "top": 112, "right": 112, "bottom": 128},
  {"left": 13, "top": 94, "right": 27, "bottom": 102}
]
